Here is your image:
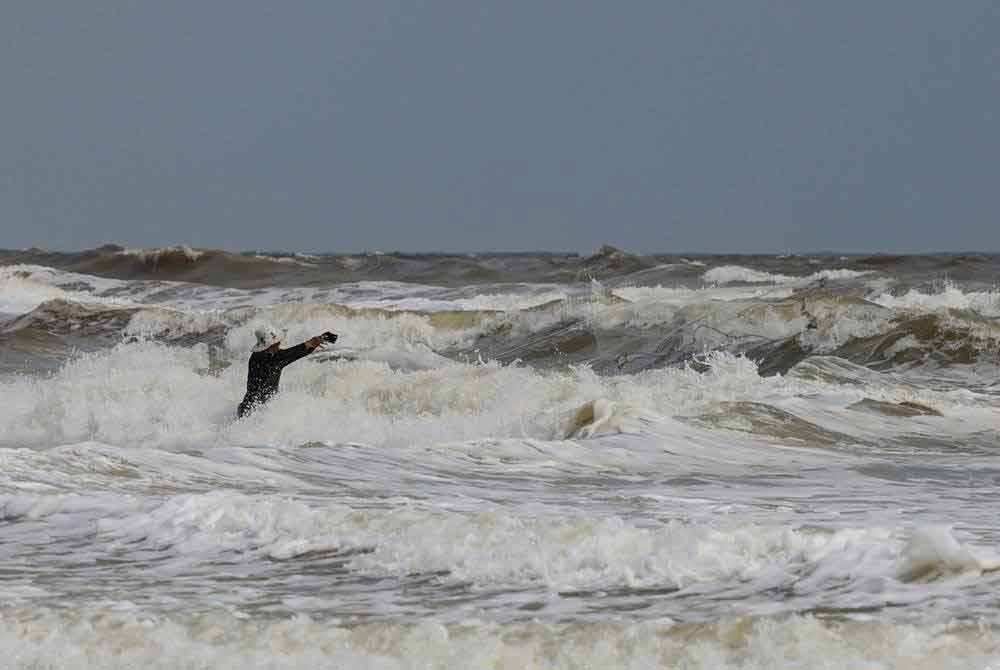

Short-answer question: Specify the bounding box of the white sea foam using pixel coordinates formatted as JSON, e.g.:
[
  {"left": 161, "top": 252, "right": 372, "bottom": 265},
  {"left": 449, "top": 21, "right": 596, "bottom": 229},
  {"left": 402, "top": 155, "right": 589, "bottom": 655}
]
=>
[
  {"left": 702, "top": 265, "right": 796, "bottom": 285},
  {"left": 797, "top": 301, "right": 894, "bottom": 353},
  {"left": 8, "top": 485, "right": 994, "bottom": 593},
  {"left": 809, "top": 268, "right": 872, "bottom": 281},
  {"left": 333, "top": 286, "right": 571, "bottom": 313},
  {"left": 123, "top": 307, "right": 232, "bottom": 340},
  {"left": 0, "top": 273, "right": 72, "bottom": 316},
  {"left": 3, "top": 266, "right": 576, "bottom": 333},
  {"left": 3, "top": 263, "right": 888, "bottom": 365},
  {"left": 702, "top": 266, "right": 871, "bottom": 286},
  {"left": 898, "top": 526, "right": 1000, "bottom": 581},
  {"left": 2, "top": 609, "right": 997, "bottom": 670},
  {"left": 0, "top": 344, "right": 771, "bottom": 452},
  {"left": 0, "top": 265, "right": 134, "bottom": 316},
  {"left": 0, "top": 264, "right": 194, "bottom": 314},
  {"left": 0, "top": 343, "right": 740, "bottom": 451},
  {"left": 595, "top": 287, "right": 891, "bottom": 355},
  {"left": 0, "top": 342, "right": 227, "bottom": 448},
  {"left": 0, "top": 332, "right": 993, "bottom": 461},
  {"left": 252, "top": 253, "right": 318, "bottom": 266},
  {"left": 611, "top": 284, "right": 796, "bottom": 305},
  {"left": 872, "top": 283, "right": 1000, "bottom": 317}
]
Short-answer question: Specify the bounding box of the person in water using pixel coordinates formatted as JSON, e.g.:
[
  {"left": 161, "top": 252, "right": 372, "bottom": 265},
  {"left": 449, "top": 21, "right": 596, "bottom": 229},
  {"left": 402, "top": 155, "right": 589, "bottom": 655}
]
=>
[{"left": 237, "top": 326, "right": 338, "bottom": 418}]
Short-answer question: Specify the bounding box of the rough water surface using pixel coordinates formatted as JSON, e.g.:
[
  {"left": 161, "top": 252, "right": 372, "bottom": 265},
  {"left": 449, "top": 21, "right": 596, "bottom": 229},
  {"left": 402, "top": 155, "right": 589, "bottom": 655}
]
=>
[{"left": 2, "top": 246, "right": 1000, "bottom": 668}]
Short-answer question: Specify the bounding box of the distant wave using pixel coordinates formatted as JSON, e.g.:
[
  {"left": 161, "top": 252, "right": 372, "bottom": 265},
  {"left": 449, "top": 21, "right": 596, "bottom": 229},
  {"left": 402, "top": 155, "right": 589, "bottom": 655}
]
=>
[
  {"left": 4, "top": 259, "right": 1000, "bottom": 377},
  {"left": 4, "top": 244, "right": 1000, "bottom": 290},
  {"left": 701, "top": 265, "right": 871, "bottom": 286},
  {"left": 702, "top": 265, "right": 795, "bottom": 284},
  {"left": 118, "top": 244, "right": 205, "bottom": 264},
  {"left": 872, "top": 282, "right": 1000, "bottom": 317}
]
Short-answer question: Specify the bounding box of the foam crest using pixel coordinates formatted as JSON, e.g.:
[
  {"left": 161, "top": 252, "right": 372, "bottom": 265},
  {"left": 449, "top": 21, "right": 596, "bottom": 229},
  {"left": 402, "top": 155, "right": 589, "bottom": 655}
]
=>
[
  {"left": 77, "top": 489, "right": 993, "bottom": 598},
  {"left": 341, "top": 511, "right": 895, "bottom": 591},
  {"left": 337, "top": 286, "right": 571, "bottom": 313},
  {"left": 119, "top": 244, "right": 206, "bottom": 263},
  {"left": 702, "top": 266, "right": 871, "bottom": 287},
  {"left": 97, "top": 491, "right": 345, "bottom": 559},
  {"left": 0, "top": 491, "right": 132, "bottom": 521},
  {"left": 1, "top": 263, "right": 334, "bottom": 315},
  {"left": 0, "top": 264, "right": 207, "bottom": 320},
  {"left": 0, "top": 265, "right": 134, "bottom": 316},
  {"left": 797, "top": 298, "right": 893, "bottom": 353},
  {"left": 703, "top": 265, "right": 795, "bottom": 284},
  {"left": 872, "top": 283, "right": 1000, "bottom": 317},
  {"left": 612, "top": 284, "right": 795, "bottom": 304},
  {"left": 84, "top": 491, "right": 743, "bottom": 582},
  {"left": 251, "top": 253, "right": 318, "bottom": 266},
  {"left": 0, "top": 271, "right": 73, "bottom": 316},
  {"left": 897, "top": 526, "right": 1000, "bottom": 581},
  {"left": 585, "top": 287, "right": 889, "bottom": 357},
  {"left": 124, "top": 307, "right": 232, "bottom": 340},
  {"left": 808, "top": 268, "right": 872, "bottom": 281}
]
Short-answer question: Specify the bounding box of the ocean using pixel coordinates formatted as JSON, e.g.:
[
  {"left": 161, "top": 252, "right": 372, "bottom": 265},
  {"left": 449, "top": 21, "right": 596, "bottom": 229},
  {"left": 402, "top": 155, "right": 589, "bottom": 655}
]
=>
[{"left": 1, "top": 244, "right": 999, "bottom": 668}]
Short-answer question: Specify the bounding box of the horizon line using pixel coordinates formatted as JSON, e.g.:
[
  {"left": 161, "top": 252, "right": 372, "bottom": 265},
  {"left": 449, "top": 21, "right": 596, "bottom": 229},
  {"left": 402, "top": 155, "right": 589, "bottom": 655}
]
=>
[{"left": 4, "top": 244, "right": 1000, "bottom": 257}]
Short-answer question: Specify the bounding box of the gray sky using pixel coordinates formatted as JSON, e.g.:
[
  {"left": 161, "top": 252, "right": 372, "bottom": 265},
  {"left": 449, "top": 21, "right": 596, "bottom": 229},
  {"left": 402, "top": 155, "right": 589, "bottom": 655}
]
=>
[{"left": 2, "top": 1, "right": 998, "bottom": 253}]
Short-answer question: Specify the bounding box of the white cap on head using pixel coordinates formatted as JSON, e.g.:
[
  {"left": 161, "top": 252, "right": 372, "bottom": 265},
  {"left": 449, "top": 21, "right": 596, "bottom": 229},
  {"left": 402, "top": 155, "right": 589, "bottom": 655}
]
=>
[{"left": 252, "top": 326, "right": 282, "bottom": 352}]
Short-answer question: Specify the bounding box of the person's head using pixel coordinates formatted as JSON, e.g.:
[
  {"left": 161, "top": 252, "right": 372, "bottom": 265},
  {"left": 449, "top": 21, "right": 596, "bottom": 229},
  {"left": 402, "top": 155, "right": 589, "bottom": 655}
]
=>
[{"left": 252, "top": 326, "right": 282, "bottom": 353}]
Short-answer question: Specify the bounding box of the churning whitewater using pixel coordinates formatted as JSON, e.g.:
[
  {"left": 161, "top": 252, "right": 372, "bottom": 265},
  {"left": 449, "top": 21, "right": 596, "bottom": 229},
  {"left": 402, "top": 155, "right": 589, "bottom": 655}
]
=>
[{"left": 2, "top": 246, "right": 1000, "bottom": 669}]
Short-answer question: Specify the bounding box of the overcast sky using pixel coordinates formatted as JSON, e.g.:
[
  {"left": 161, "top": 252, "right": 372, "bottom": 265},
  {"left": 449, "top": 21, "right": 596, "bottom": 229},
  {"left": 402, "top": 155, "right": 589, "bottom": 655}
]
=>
[{"left": 2, "top": 1, "right": 998, "bottom": 253}]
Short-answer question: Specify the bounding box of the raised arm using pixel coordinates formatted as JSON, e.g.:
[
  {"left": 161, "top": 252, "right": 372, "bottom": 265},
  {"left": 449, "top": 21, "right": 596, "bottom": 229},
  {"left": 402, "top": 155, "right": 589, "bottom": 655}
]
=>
[
  {"left": 274, "top": 333, "right": 335, "bottom": 366},
  {"left": 274, "top": 331, "right": 337, "bottom": 367},
  {"left": 274, "top": 341, "right": 318, "bottom": 366}
]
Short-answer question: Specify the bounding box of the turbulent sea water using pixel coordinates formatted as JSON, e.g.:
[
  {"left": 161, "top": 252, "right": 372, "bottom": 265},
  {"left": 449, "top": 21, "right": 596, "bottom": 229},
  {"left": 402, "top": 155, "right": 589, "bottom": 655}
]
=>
[{"left": 2, "top": 244, "right": 1000, "bottom": 668}]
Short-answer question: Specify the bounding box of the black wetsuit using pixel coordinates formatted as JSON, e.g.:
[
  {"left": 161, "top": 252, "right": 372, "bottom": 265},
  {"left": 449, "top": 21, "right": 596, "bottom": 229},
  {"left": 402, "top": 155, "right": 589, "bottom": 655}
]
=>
[{"left": 237, "top": 344, "right": 313, "bottom": 418}]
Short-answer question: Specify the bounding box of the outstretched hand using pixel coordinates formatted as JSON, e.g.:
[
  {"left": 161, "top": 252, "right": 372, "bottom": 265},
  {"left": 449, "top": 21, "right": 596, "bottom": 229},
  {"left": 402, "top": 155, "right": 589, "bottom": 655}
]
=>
[{"left": 306, "top": 332, "right": 338, "bottom": 351}]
